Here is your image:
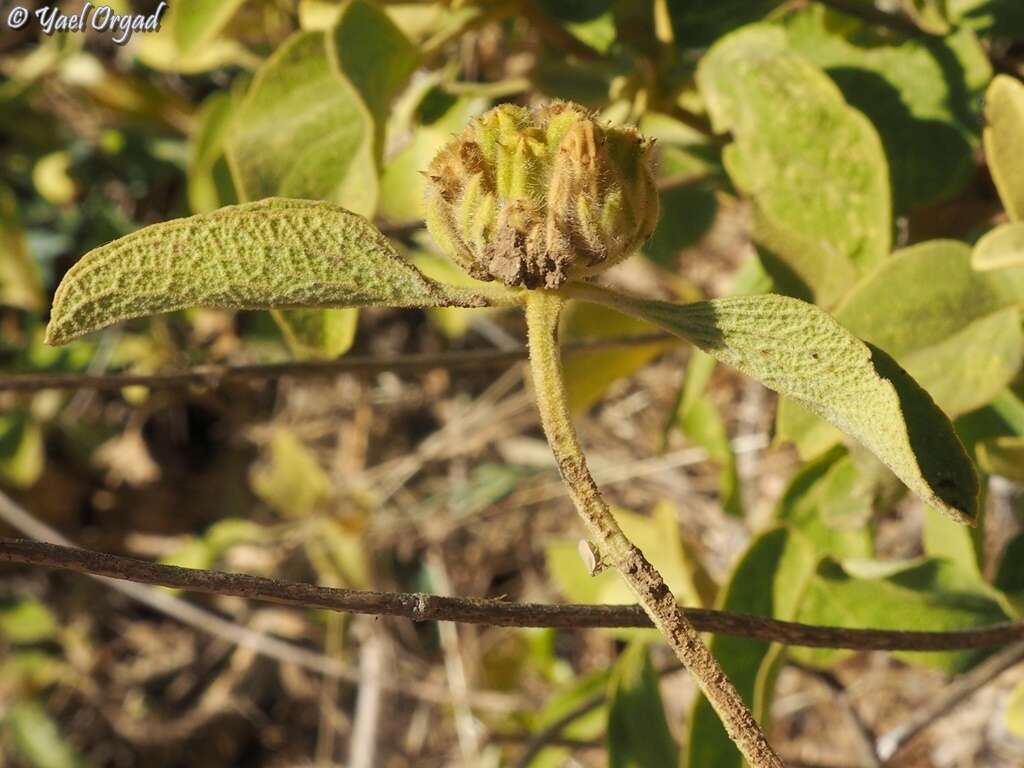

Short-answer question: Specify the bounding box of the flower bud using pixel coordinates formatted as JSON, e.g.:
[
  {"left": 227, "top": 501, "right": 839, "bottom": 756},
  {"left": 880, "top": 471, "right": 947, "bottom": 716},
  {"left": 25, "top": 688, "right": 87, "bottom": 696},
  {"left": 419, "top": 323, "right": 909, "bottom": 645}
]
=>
[{"left": 424, "top": 102, "right": 658, "bottom": 290}]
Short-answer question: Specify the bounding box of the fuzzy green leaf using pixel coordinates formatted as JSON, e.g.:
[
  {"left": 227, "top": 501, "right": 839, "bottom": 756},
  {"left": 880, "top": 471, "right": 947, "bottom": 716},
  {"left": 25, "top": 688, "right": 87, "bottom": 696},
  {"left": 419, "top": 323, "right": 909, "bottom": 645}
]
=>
[
  {"left": 973, "top": 222, "right": 1024, "bottom": 271},
  {"left": 697, "top": 25, "right": 890, "bottom": 306},
  {"left": 832, "top": 240, "right": 1023, "bottom": 417},
  {"left": 46, "top": 199, "right": 496, "bottom": 345},
  {"left": 985, "top": 75, "right": 1024, "bottom": 221},
  {"left": 570, "top": 284, "right": 979, "bottom": 523},
  {"left": 779, "top": 240, "right": 1024, "bottom": 457}
]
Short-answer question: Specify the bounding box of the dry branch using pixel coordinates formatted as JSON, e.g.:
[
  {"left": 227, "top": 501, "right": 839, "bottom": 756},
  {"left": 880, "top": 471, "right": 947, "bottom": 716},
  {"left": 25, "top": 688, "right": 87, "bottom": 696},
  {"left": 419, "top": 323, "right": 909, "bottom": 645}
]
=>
[{"left": 4, "top": 538, "right": 1024, "bottom": 652}]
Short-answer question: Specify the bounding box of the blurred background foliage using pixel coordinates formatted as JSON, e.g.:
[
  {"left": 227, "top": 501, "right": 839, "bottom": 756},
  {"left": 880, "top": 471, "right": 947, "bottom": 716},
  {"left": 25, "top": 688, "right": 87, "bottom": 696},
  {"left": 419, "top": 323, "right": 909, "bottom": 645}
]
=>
[{"left": 1, "top": 0, "right": 1024, "bottom": 766}]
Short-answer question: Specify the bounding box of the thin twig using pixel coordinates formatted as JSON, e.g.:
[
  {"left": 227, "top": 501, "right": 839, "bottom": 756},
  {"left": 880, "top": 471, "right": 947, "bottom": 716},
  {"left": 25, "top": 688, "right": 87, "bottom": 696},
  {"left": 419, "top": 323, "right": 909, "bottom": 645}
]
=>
[
  {"left": 4, "top": 538, "right": 1024, "bottom": 651},
  {"left": 0, "top": 495, "right": 516, "bottom": 711},
  {"left": 876, "top": 641, "right": 1024, "bottom": 760},
  {"left": 0, "top": 334, "right": 672, "bottom": 392}
]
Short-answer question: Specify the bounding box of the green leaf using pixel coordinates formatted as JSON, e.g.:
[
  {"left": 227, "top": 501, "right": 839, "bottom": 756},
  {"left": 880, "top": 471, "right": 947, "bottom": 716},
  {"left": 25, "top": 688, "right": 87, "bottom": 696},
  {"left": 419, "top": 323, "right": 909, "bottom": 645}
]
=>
[
  {"left": 6, "top": 702, "right": 86, "bottom": 768},
  {"left": 636, "top": 113, "right": 723, "bottom": 263},
  {"left": 782, "top": 5, "right": 991, "bottom": 212},
  {"left": 958, "top": 388, "right": 1024, "bottom": 445},
  {"left": 774, "top": 446, "right": 874, "bottom": 560},
  {"left": 833, "top": 240, "right": 1022, "bottom": 417},
  {"left": 973, "top": 222, "right": 1024, "bottom": 271},
  {"left": 985, "top": 75, "right": 1024, "bottom": 221},
  {"left": 606, "top": 641, "right": 678, "bottom": 768},
  {"left": 687, "top": 527, "right": 818, "bottom": 768},
  {"left": 570, "top": 284, "right": 979, "bottom": 524},
  {"left": 32, "top": 152, "right": 75, "bottom": 206},
  {"left": 680, "top": 395, "right": 742, "bottom": 516},
  {"left": 46, "top": 199, "right": 497, "bottom": 345},
  {"left": 564, "top": 11, "right": 618, "bottom": 54},
  {"left": 271, "top": 307, "right": 358, "bottom": 360},
  {"left": 793, "top": 557, "right": 1009, "bottom": 671},
  {"left": 903, "top": 0, "right": 953, "bottom": 32},
  {"left": 0, "top": 601, "right": 58, "bottom": 645},
  {"left": 697, "top": 25, "right": 890, "bottom": 306},
  {"left": 779, "top": 240, "right": 1024, "bottom": 456}
]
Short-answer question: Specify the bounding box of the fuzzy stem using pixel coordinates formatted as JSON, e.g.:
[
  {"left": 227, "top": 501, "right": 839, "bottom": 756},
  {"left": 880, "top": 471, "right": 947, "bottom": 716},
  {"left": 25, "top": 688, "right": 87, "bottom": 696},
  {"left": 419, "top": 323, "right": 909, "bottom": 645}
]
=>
[{"left": 525, "top": 290, "right": 782, "bottom": 768}]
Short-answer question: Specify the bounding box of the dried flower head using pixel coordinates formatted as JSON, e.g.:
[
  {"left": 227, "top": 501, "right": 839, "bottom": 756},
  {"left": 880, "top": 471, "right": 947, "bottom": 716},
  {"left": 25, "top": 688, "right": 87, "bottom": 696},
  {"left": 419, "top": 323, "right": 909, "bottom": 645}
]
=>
[{"left": 424, "top": 101, "right": 659, "bottom": 290}]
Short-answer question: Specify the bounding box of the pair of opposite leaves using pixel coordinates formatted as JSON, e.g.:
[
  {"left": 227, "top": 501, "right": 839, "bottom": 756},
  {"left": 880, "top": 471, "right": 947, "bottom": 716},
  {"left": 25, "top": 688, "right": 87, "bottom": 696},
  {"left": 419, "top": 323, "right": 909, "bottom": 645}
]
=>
[{"left": 45, "top": 196, "right": 978, "bottom": 525}]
